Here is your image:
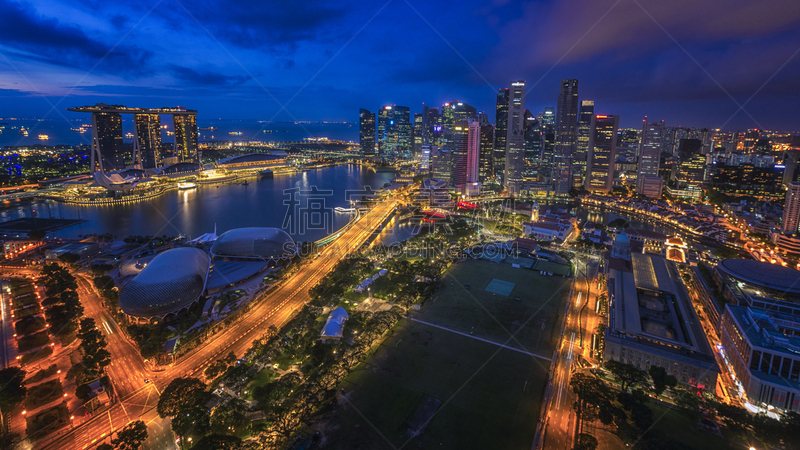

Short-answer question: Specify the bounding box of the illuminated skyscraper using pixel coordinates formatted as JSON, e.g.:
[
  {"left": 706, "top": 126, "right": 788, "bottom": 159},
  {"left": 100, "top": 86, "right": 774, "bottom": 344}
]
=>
[
  {"left": 553, "top": 79, "right": 579, "bottom": 194},
  {"left": 394, "top": 106, "right": 412, "bottom": 159},
  {"left": 574, "top": 100, "right": 594, "bottom": 185},
  {"left": 377, "top": 106, "right": 397, "bottom": 158},
  {"left": 173, "top": 114, "right": 198, "bottom": 162},
  {"left": 421, "top": 105, "right": 439, "bottom": 144},
  {"left": 782, "top": 182, "right": 800, "bottom": 234},
  {"left": 585, "top": 115, "right": 619, "bottom": 193},
  {"left": 359, "top": 108, "right": 376, "bottom": 156},
  {"left": 494, "top": 88, "right": 509, "bottom": 178},
  {"left": 478, "top": 123, "right": 494, "bottom": 183},
  {"left": 539, "top": 107, "right": 555, "bottom": 127},
  {"left": 133, "top": 113, "right": 162, "bottom": 169},
  {"left": 413, "top": 112, "right": 423, "bottom": 156},
  {"left": 523, "top": 110, "right": 541, "bottom": 181},
  {"left": 91, "top": 112, "right": 124, "bottom": 171},
  {"left": 636, "top": 120, "right": 664, "bottom": 196},
  {"left": 504, "top": 81, "right": 526, "bottom": 196}
]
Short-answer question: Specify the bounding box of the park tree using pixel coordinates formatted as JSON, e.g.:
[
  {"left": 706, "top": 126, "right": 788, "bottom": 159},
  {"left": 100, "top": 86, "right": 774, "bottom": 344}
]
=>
[
  {"left": 111, "top": 420, "right": 148, "bottom": 450},
  {"left": 192, "top": 434, "right": 241, "bottom": 450},
  {"left": 605, "top": 360, "right": 648, "bottom": 393},
  {"left": 157, "top": 377, "right": 211, "bottom": 443},
  {"left": 0, "top": 367, "right": 26, "bottom": 432},
  {"left": 716, "top": 402, "right": 752, "bottom": 445},
  {"left": 57, "top": 252, "right": 81, "bottom": 264},
  {"left": 570, "top": 372, "right": 612, "bottom": 433},
  {"left": 648, "top": 366, "right": 677, "bottom": 397},
  {"left": 77, "top": 318, "right": 111, "bottom": 378},
  {"left": 572, "top": 433, "right": 598, "bottom": 450},
  {"left": 209, "top": 398, "right": 249, "bottom": 436},
  {"left": 27, "top": 229, "right": 46, "bottom": 241}
]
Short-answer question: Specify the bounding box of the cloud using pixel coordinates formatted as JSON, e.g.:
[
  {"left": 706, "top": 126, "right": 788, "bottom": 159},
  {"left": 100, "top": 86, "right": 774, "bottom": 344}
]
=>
[
  {"left": 0, "top": 0, "right": 152, "bottom": 75},
  {"left": 169, "top": 66, "right": 248, "bottom": 87},
  {"left": 489, "top": 0, "right": 800, "bottom": 72},
  {"left": 161, "top": 0, "right": 352, "bottom": 51}
]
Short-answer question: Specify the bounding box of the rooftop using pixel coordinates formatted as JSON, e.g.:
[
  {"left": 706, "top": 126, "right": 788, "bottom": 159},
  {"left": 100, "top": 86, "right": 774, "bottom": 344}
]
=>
[{"left": 717, "top": 259, "right": 800, "bottom": 295}]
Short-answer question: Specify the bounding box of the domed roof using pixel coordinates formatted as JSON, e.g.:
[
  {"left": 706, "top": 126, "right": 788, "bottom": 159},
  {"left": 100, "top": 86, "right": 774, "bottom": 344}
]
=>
[
  {"left": 210, "top": 227, "right": 296, "bottom": 260},
  {"left": 119, "top": 248, "right": 210, "bottom": 317},
  {"left": 614, "top": 233, "right": 630, "bottom": 245}
]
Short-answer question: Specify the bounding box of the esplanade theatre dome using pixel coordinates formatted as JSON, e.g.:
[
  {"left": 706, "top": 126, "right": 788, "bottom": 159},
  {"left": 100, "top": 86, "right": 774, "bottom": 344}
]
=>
[
  {"left": 119, "top": 247, "right": 210, "bottom": 318},
  {"left": 210, "top": 227, "right": 297, "bottom": 260}
]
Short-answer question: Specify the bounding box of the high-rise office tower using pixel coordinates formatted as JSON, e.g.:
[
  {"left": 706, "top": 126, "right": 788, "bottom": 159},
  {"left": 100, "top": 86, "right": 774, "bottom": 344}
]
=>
[
  {"left": 450, "top": 120, "right": 479, "bottom": 189},
  {"left": 91, "top": 112, "right": 124, "bottom": 171},
  {"left": 783, "top": 150, "right": 800, "bottom": 187},
  {"left": 420, "top": 143, "right": 432, "bottom": 170},
  {"left": 523, "top": 110, "right": 541, "bottom": 181},
  {"left": 782, "top": 182, "right": 800, "bottom": 234},
  {"left": 413, "top": 112, "right": 423, "bottom": 157},
  {"left": 585, "top": 115, "right": 619, "bottom": 193},
  {"left": 394, "top": 106, "right": 412, "bottom": 159},
  {"left": 494, "top": 88, "right": 509, "bottom": 178},
  {"left": 133, "top": 113, "right": 162, "bottom": 169},
  {"left": 377, "top": 106, "right": 397, "bottom": 158},
  {"left": 359, "top": 108, "right": 376, "bottom": 156},
  {"left": 553, "top": 79, "right": 579, "bottom": 195},
  {"left": 422, "top": 105, "right": 439, "bottom": 144},
  {"left": 173, "top": 114, "right": 198, "bottom": 162},
  {"left": 478, "top": 123, "right": 494, "bottom": 183},
  {"left": 504, "top": 81, "right": 526, "bottom": 196},
  {"left": 574, "top": 100, "right": 594, "bottom": 185},
  {"left": 539, "top": 107, "right": 555, "bottom": 127},
  {"left": 636, "top": 119, "right": 664, "bottom": 196}
]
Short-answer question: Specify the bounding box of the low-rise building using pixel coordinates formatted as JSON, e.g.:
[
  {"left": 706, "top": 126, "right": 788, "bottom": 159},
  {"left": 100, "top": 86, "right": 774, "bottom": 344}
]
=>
[
  {"left": 719, "top": 305, "right": 800, "bottom": 412},
  {"left": 604, "top": 237, "right": 719, "bottom": 389}
]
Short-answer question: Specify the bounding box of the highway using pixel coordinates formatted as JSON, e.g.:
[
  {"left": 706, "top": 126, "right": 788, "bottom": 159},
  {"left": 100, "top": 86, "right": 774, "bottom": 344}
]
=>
[
  {"left": 542, "top": 258, "right": 598, "bottom": 450},
  {"left": 42, "top": 198, "right": 399, "bottom": 450}
]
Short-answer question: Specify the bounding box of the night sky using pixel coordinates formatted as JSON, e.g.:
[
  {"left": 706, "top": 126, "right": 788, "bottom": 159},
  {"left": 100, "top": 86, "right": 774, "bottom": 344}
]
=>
[{"left": 1, "top": 0, "right": 799, "bottom": 130}]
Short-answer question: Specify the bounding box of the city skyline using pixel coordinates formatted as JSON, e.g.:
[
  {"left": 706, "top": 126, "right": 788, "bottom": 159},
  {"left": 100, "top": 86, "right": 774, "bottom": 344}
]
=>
[{"left": 0, "top": 0, "right": 798, "bottom": 130}]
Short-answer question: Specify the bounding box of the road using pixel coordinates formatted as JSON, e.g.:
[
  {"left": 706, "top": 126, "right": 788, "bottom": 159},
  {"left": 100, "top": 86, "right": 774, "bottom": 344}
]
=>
[
  {"left": 42, "top": 198, "right": 399, "bottom": 450},
  {"left": 542, "top": 258, "right": 598, "bottom": 450}
]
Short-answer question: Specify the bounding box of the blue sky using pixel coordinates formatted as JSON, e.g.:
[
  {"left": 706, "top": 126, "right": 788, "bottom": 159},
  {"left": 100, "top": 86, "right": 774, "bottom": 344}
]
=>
[{"left": 1, "top": 0, "right": 799, "bottom": 130}]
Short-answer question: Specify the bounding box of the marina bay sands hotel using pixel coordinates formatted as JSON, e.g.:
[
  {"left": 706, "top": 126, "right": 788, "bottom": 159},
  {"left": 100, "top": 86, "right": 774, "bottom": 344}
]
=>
[{"left": 67, "top": 103, "right": 198, "bottom": 172}]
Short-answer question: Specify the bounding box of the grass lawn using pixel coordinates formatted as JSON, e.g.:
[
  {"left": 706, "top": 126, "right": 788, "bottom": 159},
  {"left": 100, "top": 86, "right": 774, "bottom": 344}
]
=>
[
  {"left": 419, "top": 259, "right": 570, "bottom": 355},
  {"left": 20, "top": 346, "right": 53, "bottom": 366},
  {"left": 639, "top": 403, "right": 732, "bottom": 450},
  {"left": 26, "top": 402, "right": 69, "bottom": 438},
  {"left": 319, "top": 259, "right": 570, "bottom": 450},
  {"left": 25, "top": 379, "right": 64, "bottom": 411},
  {"left": 17, "top": 331, "right": 50, "bottom": 353},
  {"left": 12, "top": 293, "right": 38, "bottom": 307},
  {"left": 13, "top": 306, "right": 41, "bottom": 319},
  {"left": 533, "top": 260, "right": 571, "bottom": 277},
  {"left": 27, "top": 364, "right": 59, "bottom": 384},
  {"left": 245, "top": 368, "right": 277, "bottom": 400},
  {"left": 14, "top": 316, "right": 46, "bottom": 336}
]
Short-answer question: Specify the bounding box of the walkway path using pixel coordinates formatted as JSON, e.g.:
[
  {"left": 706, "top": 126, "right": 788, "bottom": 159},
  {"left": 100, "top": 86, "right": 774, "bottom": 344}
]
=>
[{"left": 407, "top": 317, "right": 552, "bottom": 361}]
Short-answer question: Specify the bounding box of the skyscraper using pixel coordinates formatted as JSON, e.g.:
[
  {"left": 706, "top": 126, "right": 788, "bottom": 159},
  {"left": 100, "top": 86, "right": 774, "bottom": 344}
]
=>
[
  {"left": 173, "top": 114, "right": 198, "bottom": 162},
  {"left": 504, "top": 81, "right": 526, "bottom": 196},
  {"left": 782, "top": 182, "right": 800, "bottom": 234},
  {"left": 574, "top": 100, "right": 594, "bottom": 186},
  {"left": 478, "top": 123, "right": 494, "bottom": 183},
  {"left": 359, "top": 108, "right": 376, "bottom": 156},
  {"left": 450, "top": 120, "right": 479, "bottom": 189},
  {"left": 413, "top": 112, "right": 423, "bottom": 157},
  {"left": 91, "top": 112, "right": 124, "bottom": 171},
  {"left": 553, "top": 79, "right": 579, "bottom": 194},
  {"left": 133, "top": 113, "right": 162, "bottom": 169},
  {"left": 422, "top": 105, "right": 439, "bottom": 145},
  {"left": 636, "top": 120, "right": 664, "bottom": 197},
  {"left": 377, "top": 106, "right": 396, "bottom": 158},
  {"left": 539, "top": 107, "right": 555, "bottom": 127},
  {"left": 585, "top": 115, "right": 619, "bottom": 193},
  {"left": 394, "top": 106, "right": 412, "bottom": 159},
  {"left": 523, "top": 110, "right": 541, "bottom": 181},
  {"left": 494, "top": 88, "right": 509, "bottom": 178}
]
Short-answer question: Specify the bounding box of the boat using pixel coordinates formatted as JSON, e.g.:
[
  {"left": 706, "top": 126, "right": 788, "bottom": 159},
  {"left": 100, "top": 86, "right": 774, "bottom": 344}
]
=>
[
  {"left": 38, "top": 134, "right": 49, "bottom": 140},
  {"left": 229, "top": 131, "right": 242, "bottom": 136},
  {"left": 178, "top": 181, "right": 197, "bottom": 189},
  {"left": 199, "top": 126, "right": 217, "bottom": 131},
  {"left": 70, "top": 127, "right": 86, "bottom": 133},
  {"left": 335, "top": 207, "right": 357, "bottom": 213},
  {"left": 125, "top": 132, "right": 134, "bottom": 139},
  {"left": 260, "top": 169, "right": 273, "bottom": 178},
  {"left": 19, "top": 128, "right": 28, "bottom": 136}
]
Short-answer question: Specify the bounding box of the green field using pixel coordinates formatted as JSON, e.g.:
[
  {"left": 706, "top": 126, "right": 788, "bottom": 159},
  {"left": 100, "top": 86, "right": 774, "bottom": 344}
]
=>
[{"left": 321, "top": 259, "right": 570, "bottom": 450}]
